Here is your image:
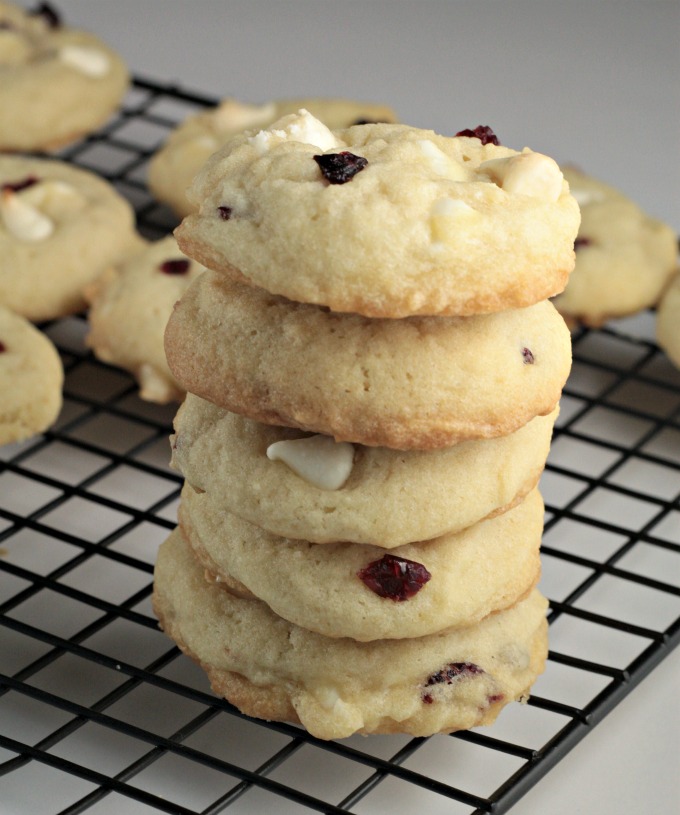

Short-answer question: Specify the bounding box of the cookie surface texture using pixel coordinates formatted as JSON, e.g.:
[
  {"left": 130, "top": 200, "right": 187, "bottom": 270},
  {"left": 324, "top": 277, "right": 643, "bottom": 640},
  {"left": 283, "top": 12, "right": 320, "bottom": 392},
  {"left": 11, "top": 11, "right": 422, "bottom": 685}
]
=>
[
  {"left": 166, "top": 270, "right": 571, "bottom": 448},
  {"left": 171, "top": 394, "right": 557, "bottom": 547},
  {"left": 0, "top": 305, "right": 63, "bottom": 445},
  {"left": 175, "top": 111, "right": 580, "bottom": 317},
  {"left": 0, "top": 2, "right": 130, "bottom": 151},
  {"left": 85, "top": 236, "right": 206, "bottom": 403},
  {"left": 179, "top": 484, "right": 544, "bottom": 641},
  {"left": 0, "top": 156, "right": 140, "bottom": 321},
  {"left": 153, "top": 527, "right": 549, "bottom": 739},
  {"left": 149, "top": 97, "right": 397, "bottom": 217},
  {"left": 553, "top": 167, "right": 678, "bottom": 327}
]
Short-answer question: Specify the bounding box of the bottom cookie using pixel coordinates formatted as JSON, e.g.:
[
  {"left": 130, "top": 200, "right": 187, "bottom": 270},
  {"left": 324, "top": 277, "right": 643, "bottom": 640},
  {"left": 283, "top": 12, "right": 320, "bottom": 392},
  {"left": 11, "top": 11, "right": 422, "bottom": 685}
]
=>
[{"left": 153, "top": 528, "right": 549, "bottom": 740}]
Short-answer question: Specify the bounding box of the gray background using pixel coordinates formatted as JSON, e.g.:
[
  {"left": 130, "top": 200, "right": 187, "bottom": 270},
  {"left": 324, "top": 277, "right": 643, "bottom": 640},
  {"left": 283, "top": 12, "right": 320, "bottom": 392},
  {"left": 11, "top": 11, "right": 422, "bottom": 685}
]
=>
[{"left": 49, "top": 2, "right": 680, "bottom": 813}]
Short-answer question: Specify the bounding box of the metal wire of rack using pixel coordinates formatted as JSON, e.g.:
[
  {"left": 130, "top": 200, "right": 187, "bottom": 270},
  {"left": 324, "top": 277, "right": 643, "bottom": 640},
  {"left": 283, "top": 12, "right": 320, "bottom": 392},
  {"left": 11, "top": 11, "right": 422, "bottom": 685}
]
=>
[{"left": 0, "top": 77, "right": 679, "bottom": 815}]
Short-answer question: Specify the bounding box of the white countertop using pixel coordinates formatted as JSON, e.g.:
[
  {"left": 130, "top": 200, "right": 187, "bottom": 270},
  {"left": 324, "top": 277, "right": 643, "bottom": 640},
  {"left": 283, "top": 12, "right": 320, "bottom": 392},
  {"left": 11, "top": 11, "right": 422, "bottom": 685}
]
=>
[{"left": 5, "top": 2, "right": 680, "bottom": 813}]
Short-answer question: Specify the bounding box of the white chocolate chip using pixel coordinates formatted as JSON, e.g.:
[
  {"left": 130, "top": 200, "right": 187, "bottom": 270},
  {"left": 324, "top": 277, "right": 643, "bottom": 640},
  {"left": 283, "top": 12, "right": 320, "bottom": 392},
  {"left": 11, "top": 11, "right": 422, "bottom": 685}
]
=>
[
  {"left": 59, "top": 45, "right": 110, "bottom": 77},
  {"left": 418, "top": 139, "right": 468, "bottom": 181},
  {"left": 213, "top": 99, "right": 277, "bottom": 133},
  {"left": 21, "top": 179, "right": 81, "bottom": 208},
  {"left": 315, "top": 686, "right": 341, "bottom": 711},
  {"left": 569, "top": 186, "right": 606, "bottom": 207},
  {"left": 248, "top": 110, "right": 339, "bottom": 155},
  {"left": 0, "top": 190, "right": 54, "bottom": 242},
  {"left": 429, "top": 198, "right": 479, "bottom": 243},
  {"left": 480, "top": 151, "right": 563, "bottom": 201},
  {"left": 266, "top": 434, "right": 354, "bottom": 490}
]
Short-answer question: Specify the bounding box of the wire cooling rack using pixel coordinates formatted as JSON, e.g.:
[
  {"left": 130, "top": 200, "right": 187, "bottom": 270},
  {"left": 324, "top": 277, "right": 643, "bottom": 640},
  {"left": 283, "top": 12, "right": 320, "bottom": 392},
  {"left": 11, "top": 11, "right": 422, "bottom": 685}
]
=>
[{"left": 1, "top": 77, "right": 679, "bottom": 815}]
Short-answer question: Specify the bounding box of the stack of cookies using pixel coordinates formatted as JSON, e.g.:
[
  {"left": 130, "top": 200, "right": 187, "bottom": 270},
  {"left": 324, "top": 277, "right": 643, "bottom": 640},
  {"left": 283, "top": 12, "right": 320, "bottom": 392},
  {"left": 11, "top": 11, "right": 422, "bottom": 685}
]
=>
[{"left": 153, "top": 112, "right": 580, "bottom": 740}]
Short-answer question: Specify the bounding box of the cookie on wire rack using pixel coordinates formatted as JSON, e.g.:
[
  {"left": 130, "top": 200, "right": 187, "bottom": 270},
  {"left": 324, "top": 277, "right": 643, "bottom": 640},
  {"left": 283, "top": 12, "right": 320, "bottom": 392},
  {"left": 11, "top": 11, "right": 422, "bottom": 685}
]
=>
[
  {"left": 85, "top": 236, "right": 206, "bottom": 404},
  {"left": 0, "top": 304, "right": 62, "bottom": 446},
  {"left": 0, "top": 1, "right": 130, "bottom": 151}
]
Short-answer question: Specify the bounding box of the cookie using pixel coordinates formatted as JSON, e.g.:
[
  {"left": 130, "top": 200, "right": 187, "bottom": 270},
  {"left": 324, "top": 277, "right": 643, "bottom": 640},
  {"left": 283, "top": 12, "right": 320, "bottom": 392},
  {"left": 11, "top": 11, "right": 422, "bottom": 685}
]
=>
[
  {"left": 179, "top": 483, "right": 544, "bottom": 641},
  {"left": 148, "top": 97, "right": 397, "bottom": 217},
  {"left": 0, "top": 156, "right": 141, "bottom": 321},
  {"left": 85, "top": 236, "right": 206, "bottom": 403},
  {"left": 0, "top": 304, "right": 63, "bottom": 445},
  {"left": 552, "top": 167, "right": 678, "bottom": 327},
  {"left": 175, "top": 111, "right": 580, "bottom": 318},
  {"left": 165, "top": 270, "right": 571, "bottom": 449},
  {"left": 0, "top": 1, "right": 130, "bottom": 151},
  {"left": 153, "top": 527, "right": 549, "bottom": 739},
  {"left": 171, "top": 394, "right": 558, "bottom": 547},
  {"left": 657, "top": 271, "right": 680, "bottom": 368}
]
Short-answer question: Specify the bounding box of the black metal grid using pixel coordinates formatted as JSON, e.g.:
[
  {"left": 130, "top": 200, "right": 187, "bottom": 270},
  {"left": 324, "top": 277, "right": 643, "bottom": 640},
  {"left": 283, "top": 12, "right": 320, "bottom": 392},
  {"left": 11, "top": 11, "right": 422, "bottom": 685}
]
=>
[{"left": 1, "top": 77, "right": 679, "bottom": 815}]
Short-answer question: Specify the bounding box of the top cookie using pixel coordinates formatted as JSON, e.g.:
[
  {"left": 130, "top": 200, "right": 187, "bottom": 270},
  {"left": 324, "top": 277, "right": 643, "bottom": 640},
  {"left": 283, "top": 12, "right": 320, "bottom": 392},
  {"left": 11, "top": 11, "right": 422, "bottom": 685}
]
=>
[
  {"left": 0, "top": 1, "right": 130, "bottom": 151},
  {"left": 553, "top": 167, "right": 678, "bottom": 327},
  {"left": 175, "top": 111, "right": 580, "bottom": 318},
  {"left": 148, "top": 97, "right": 397, "bottom": 217}
]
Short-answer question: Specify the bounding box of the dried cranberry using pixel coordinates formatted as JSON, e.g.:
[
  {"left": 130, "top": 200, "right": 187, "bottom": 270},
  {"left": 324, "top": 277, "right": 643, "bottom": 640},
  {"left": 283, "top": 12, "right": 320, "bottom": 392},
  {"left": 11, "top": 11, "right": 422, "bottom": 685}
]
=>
[
  {"left": 29, "top": 2, "right": 61, "bottom": 28},
  {"left": 159, "top": 258, "right": 190, "bottom": 275},
  {"left": 358, "top": 554, "right": 431, "bottom": 601},
  {"left": 313, "top": 151, "right": 368, "bottom": 185},
  {"left": 487, "top": 693, "right": 505, "bottom": 704},
  {"left": 455, "top": 125, "right": 500, "bottom": 146},
  {"left": 217, "top": 206, "right": 232, "bottom": 220},
  {"left": 0, "top": 341, "right": 6, "bottom": 353},
  {"left": 2, "top": 176, "right": 39, "bottom": 193},
  {"left": 522, "top": 347, "right": 535, "bottom": 365},
  {"left": 574, "top": 237, "right": 591, "bottom": 250},
  {"left": 425, "top": 662, "right": 485, "bottom": 687}
]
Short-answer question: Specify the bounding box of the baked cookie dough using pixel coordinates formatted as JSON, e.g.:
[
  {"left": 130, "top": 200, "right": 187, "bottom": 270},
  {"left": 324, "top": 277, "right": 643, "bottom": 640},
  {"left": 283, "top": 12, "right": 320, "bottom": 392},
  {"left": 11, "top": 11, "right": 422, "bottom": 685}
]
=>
[
  {"left": 0, "top": 1, "right": 130, "bottom": 151},
  {"left": 180, "top": 484, "right": 544, "bottom": 641},
  {"left": 0, "top": 155, "right": 141, "bottom": 321},
  {"left": 165, "top": 270, "right": 571, "bottom": 449},
  {"left": 0, "top": 304, "right": 63, "bottom": 445},
  {"left": 171, "top": 394, "right": 558, "bottom": 547},
  {"left": 149, "top": 96, "right": 397, "bottom": 217},
  {"left": 553, "top": 167, "right": 678, "bottom": 327},
  {"left": 175, "top": 111, "right": 580, "bottom": 317},
  {"left": 85, "top": 236, "right": 206, "bottom": 403},
  {"left": 656, "top": 271, "right": 680, "bottom": 369},
  {"left": 154, "top": 528, "right": 549, "bottom": 739}
]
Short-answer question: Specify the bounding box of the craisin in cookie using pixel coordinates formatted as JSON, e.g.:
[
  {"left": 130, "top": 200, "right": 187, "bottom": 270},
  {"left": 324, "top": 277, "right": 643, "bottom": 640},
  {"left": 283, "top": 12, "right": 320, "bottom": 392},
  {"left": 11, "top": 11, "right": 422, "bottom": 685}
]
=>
[
  {"left": 165, "top": 270, "right": 571, "bottom": 449},
  {"left": 179, "top": 484, "right": 544, "bottom": 641},
  {"left": 85, "top": 236, "right": 206, "bottom": 403},
  {"left": 0, "top": 1, "right": 130, "bottom": 151},
  {"left": 553, "top": 167, "right": 678, "bottom": 327},
  {"left": 171, "top": 394, "right": 558, "bottom": 547},
  {"left": 153, "top": 528, "right": 549, "bottom": 740},
  {"left": 0, "top": 304, "right": 62, "bottom": 446},
  {"left": 175, "top": 111, "right": 580, "bottom": 318},
  {"left": 0, "top": 156, "right": 141, "bottom": 321},
  {"left": 148, "top": 97, "right": 397, "bottom": 217},
  {"left": 657, "top": 271, "right": 680, "bottom": 369}
]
